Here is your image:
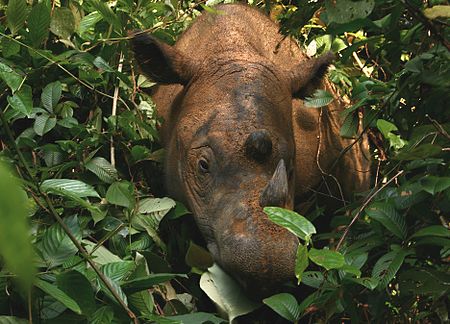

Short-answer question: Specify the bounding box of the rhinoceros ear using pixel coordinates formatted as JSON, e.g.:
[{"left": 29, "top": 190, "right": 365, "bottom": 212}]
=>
[
  {"left": 290, "top": 51, "right": 335, "bottom": 98},
  {"left": 130, "top": 32, "right": 197, "bottom": 85}
]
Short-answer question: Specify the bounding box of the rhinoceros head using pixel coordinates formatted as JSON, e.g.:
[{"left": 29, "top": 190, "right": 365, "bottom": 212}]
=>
[{"left": 131, "top": 33, "right": 333, "bottom": 293}]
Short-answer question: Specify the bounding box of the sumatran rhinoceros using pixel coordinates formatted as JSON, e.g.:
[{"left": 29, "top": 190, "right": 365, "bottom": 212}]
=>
[{"left": 131, "top": 4, "right": 370, "bottom": 292}]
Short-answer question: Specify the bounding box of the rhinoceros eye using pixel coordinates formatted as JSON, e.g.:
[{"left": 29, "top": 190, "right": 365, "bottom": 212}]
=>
[{"left": 198, "top": 159, "right": 209, "bottom": 173}]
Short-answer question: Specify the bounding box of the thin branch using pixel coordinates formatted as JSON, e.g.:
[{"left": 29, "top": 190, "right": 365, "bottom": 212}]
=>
[
  {"left": 111, "top": 52, "right": 124, "bottom": 167},
  {"left": 336, "top": 170, "right": 404, "bottom": 251}
]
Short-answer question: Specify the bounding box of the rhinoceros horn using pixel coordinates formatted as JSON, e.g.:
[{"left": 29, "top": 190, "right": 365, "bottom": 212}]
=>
[{"left": 259, "top": 159, "right": 289, "bottom": 208}]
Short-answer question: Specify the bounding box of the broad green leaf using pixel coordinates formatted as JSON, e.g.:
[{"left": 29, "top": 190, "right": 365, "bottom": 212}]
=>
[
  {"left": 0, "top": 316, "right": 29, "bottom": 324},
  {"left": 420, "top": 176, "right": 450, "bottom": 195},
  {"left": 122, "top": 273, "right": 186, "bottom": 294},
  {"left": 89, "top": 306, "right": 114, "bottom": 324},
  {"left": 0, "top": 61, "right": 23, "bottom": 92},
  {"left": 396, "top": 144, "right": 442, "bottom": 161},
  {"left": 411, "top": 225, "right": 450, "bottom": 239},
  {"left": 309, "top": 248, "right": 345, "bottom": 270},
  {"left": 7, "top": 85, "right": 32, "bottom": 116},
  {"left": 93, "top": 56, "right": 114, "bottom": 72},
  {"left": 1, "top": 37, "right": 20, "bottom": 57},
  {"left": 295, "top": 244, "right": 308, "bottom": 284},
  {"left": 78, "top": 11, "right": 102, "bottom": 36},
  {"left": 301, "top": 272, "right": 326, "bottom": 289},
  {"left": 339, "top": 112, "right": 359, "bottom": 138},
  {"left": 106, "top": 181, "right": 134, "bottom": 208},
  {"left": 34, "top": 113, "right": 57, "bottom": 136},
  {"left": 35, "top": 279, "right": 82, "bottom": 314},
  {"left": 0, "top": 163, "right": 35, "bottom": 288},
  {"left": 377, "top": 119, "right": 407, "bottom": 149},
  {"left": 83, "top": 240, "right": 122, "bottom": 265},
  {"left": 85, "top": 157, "right": 119, "bottom": 184},
  {"left": 101, "top": 261, "right": 135, "bottom": 282},
  {"left": 41, "top": 179, "right": 100, "bottom": 198},
  {"left": 138, "top": 197, "right": 176, "bottom": 217},
  {"left": 366, "top": 202, "right": 407, "bottom": 239},
  {"left": 87, "top": 0, "right": 121, "bottom": 31},
  {"left": 6, "top": 0, "right": 29, "bottom": 35},
  {"left": 264, "top": 207, "right": 316, "bottom": 242},
  {"left": 28, "top": 2, "right": 51, "bottom": 47},
  {"left": 41, "top": 81, "right": 62, "bottom": 112},
  {"left": 304, "top": 89, "right": 334, "bottom": 108},
  {"left": 399, "top": 268, "right": 450, "bottom": 296},
  {"left": 98, "top": 273, "right": 128, "bottom": 306},
  {"left": 325, "top": 0, "right": 375, "bottom": 24},
  {"left": 56, "top": 271, "right": 96, "bottom": 316},
  {"left": 167, "top": 312, "right": 226, "bottom": 324},
  {"left": 372, "top": 249, "right": 410, "bottom": 288},
  {"left": 185, "top": 241, "right": 214, "bottom": 270},
  {"left": 263, "top": 293, "right": 299, "bottom": 322},
  {"left": 349, "top": 277, "right": 379, "bottom": 290},
  {"left": 50, "top": 7, "right": 75, "bottom": 39},
  {"left": 424, "top": 5, "right": 450, "bottom": 19},
  {"left": 41, "top": 215, "right": 81, "bottom": 268},
  {"left": 200, "top": 264, "right": 260, "bottom": 321}
]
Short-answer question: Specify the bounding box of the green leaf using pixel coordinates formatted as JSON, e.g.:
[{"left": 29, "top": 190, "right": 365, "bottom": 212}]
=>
[
  {"left": 6, "top": 0, "right": 29, "bottom": 35},
  {"left": 301, "top": 271, "right": 324, "bottom": 288},
  {"left": 263, "top": 293, "right": 300, "bottom": 322},
  {"left": 185, "top": 241, "right": 214, "bottom": 270},
  {"left": 98, "top": 273, "right": 128, "bottom": 306},
  {"left": 85, "top": 157, "right": 119, "bottom": 184},
  {"left": 41, "top": 179, "right": 100, "bottom": 198},
  {"left": 366, "top": 202, "right": 407, "bottom": 239},
  {"left": 106, "top": 181, "right": 134, "bottom": 208},
  {"left": 0, "top": 163, "right": 35, "bottom": 288},
  {"left": 420, "top": 176, "right": 450, "bottom": 195},
  {"left": 41, "top": 215, "right": 81, "bottom": 268},
  {"left": 349, "top": 277, "right": 379, "bottom": 290},
  {"left": 138, "top": 197, "right": 176, "bottom": 217},
  {"left": 309, "top": 248, "right": 345, "bottom": 270},
  {"left": 78, "top": 11, "right": 102, "bottom": 37},
  {"left": 1, "top": 37, "right": 20, "bottom": 57},
  {"left": 0, "top": 61, "right": 23, "bottom": 92},
  {"left": 83, "top": 240, "right": 122, "bottom": 265},
  {"left": 377, "top": 119, "right": 407, "bottom": 149},
  {"left": 89, "top": 306, "right": 114, "bottom": 324},
  {"left": 50, "top": 7, "right": 75, "bottom": 39},
  {"left": 167, "top": 312, "right": 226, "bottom": 324},
  {"left": 264, "top": 207, "right": 316, "bottom": 242},
  {"left": 41, "top": 81, "right": 62, "bottom": 112},
  {"left": 87, "top": 0, "right": 121, "bottom": 31},
  {"left": 93, "top": 56, "right": 115, "bottom": 72},
  {"left": 295, "top": 244, "right": 309, "bottom": 284},
  {"left": 101, "top": 261, "right": 135, "bottom": 282},
  {"left": 396, "top": 144, "right": 442, "bottom": 161},
  {"left": 28, "top": 2, "right": 51, "bottom": 47},
  {"left": 35, "top": 279, "right": 82, "bottom": 314},
  {"left": 122, "top": 273, "right": 186, "bottom": 294},
  {"left": 423, "top": 5, "right": 450, "bottom": 19},
  {"left": 0, "top": 316, "right": 29, "bottom": 324},
  {"left": 304, "top": 89, "right": 334, "bottom": 108},
  {"left": 411, "top": 225, "right": 450, "bottom": 239},
  {"left": 199, "top": 264, "right": 260, "bottom": 321},
  {"left": 7, "top": 85, "right": 32, "bottom": 117},
  {"left": 325, "top": 0, "right": 375, "bottom": 24},
  {"left": 34, "top": 113, "right": 57, "bottom": 136},
  {"left": 56, "top": 271, "right": 96, "bottom": 316},
  {"left": 339, "top": 112, "right": 359, "bottom": 138},
  {"left": 372, "top": 249, "right": 409, "bottom": 288}
]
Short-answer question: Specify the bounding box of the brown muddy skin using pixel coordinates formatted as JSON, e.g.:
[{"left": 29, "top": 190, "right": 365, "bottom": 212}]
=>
[{"left": 131, "top": 4, "right": 370, "bottom": 296}]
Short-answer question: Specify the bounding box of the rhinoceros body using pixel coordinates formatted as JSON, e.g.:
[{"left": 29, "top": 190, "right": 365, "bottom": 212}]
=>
[{"left": 132, "top": 4, "right": 370, "bottom": 292}]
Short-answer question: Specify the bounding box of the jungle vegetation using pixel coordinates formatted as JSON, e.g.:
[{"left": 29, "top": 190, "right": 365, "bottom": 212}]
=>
[{"left": 0, "top": 0, "right": 449, "bottom": 323}]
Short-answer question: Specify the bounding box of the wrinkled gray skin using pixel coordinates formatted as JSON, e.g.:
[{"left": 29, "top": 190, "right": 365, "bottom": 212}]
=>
[{"left": 131, "top": 4, "right": 370, "bottom": 294}]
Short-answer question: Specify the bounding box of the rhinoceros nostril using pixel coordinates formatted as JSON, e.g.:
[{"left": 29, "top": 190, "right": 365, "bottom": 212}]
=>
[{"left": 245, "top": 129, "right": 272, "bottom": 162}]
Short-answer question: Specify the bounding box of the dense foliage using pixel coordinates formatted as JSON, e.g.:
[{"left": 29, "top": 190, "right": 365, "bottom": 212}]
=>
[{"left": 0, "top": 0, "right": 448, "bottom": 323}]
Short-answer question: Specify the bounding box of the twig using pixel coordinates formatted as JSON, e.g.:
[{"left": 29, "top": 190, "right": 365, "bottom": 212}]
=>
[
  {"left": 0, "top": 108, "right": 139, "bottom": 323},
  {"left": 28, "top": 290, "right": 32, "bottom": 324},
  {"left": 336, "top": 170, "right": 404, "bottom": 251},
  {"left": 352, "top": 52, "right": 371, "bottom": 78},
  {"left": 111, "top": 52, "right": 124, "bottom": 167}
]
